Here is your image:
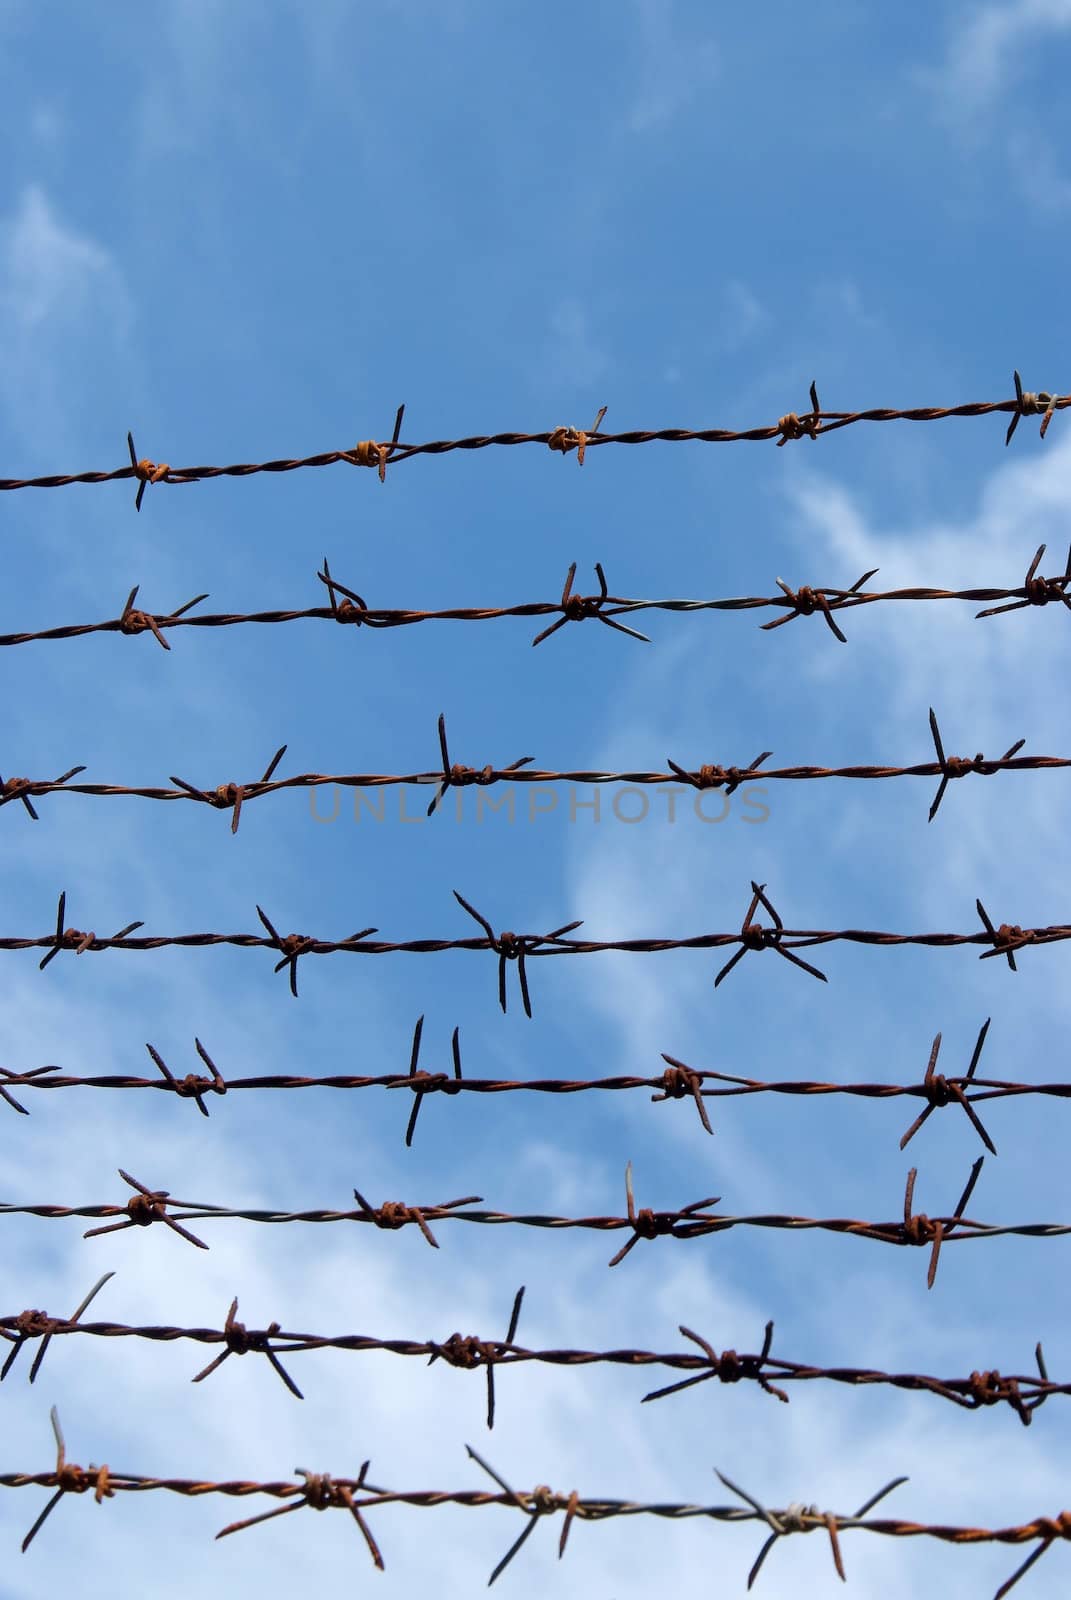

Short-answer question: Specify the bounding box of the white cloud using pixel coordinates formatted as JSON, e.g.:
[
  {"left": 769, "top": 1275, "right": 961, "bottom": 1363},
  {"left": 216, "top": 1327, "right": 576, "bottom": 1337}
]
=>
[
  {"left": 545, "top": 299, "right": 608, "bottom": 388},
  {"left": 30, "top": 104, "right": 64, "bottom": 145},
  {"left": 627, "top": 0, "right": 719, "bottom": 133},
  {"left": 718, "top": 280, "right": 770, "bottom": 351},
  {"left": 0, "top": 187, "right": 121, "bottom": 333},
  {"left": 919, "top": 0, "right": 1071, "bottom": 120},
  {"left": 1010, "top": 131, "right": 1071, "bottom": 211},
  {"left": 0, "top": 186, "right": 131, "bottom": 448}
]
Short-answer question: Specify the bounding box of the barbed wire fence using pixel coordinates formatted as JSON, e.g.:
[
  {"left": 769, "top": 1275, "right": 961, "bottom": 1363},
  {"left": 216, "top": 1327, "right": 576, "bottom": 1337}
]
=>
[
  {"left": 0, "top": 375, "right": 1063, "bottom": 501},
  {"left": 3, "top": 376, "right": 1070, "bottom": 1595}
]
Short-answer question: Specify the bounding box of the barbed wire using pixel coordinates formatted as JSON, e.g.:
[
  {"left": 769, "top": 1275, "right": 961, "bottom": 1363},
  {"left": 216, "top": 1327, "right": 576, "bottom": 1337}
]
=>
[
  {"left": 0, "top": 1017, "right": 1054, "bottom": 1157},
  {"left": 7, "top": 372, "right": 1068, "bottom": 1599},
  {"left": 2, "top": 710, "right": 1066, "bottom": 832},
  {"left": 0, "top": 374, "right": 1063, "bottom": 502},
  {"left": 2, "top": 546, "right": 1069, "bottom": 654},
  {"left": 5, "top": 1409, "right": 1069, "bottom": 1595},
  {"left": 3, "top": 1156, "right": 1068, "bottom": 1286},
  {"left": 8, "top": 884, "right": 1067, "bottom": 1009},
  {"left": 0, "top": 1276, "right": 1056, "bottom": 1430}
]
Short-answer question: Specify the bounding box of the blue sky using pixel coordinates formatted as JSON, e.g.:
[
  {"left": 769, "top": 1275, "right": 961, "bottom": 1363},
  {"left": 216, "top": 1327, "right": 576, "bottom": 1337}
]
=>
[{"left": 2, "top": 3, "right": 1071, "bottom": 1596}]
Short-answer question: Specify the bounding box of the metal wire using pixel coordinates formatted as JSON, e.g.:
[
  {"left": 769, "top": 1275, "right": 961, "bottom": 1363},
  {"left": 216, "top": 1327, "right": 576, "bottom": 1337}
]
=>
[
  {"left": 0, "top": 545, "right": 1068, "bottom": 652},
  {"left": 0, "top": 708, "right": 1065, "bottom": 832},
  {"left": 0, "top": 1015, "right": 1052, "bottom": 1160},
  {"left": 0, "top": 1156, "right": 1061, "bottom": 1289},
  {"left": 0, "top": 374, "right": 1062, "bottom": 501},
  {"left": 0, "top": 1280, "right": 1055, "bottom": 1430},
  {"left": 5, "top": 1411, "right": 1070, "bottom": 1594},
  {"left": 9, "top": 885, "right": 1066, "bottom": 1009}
]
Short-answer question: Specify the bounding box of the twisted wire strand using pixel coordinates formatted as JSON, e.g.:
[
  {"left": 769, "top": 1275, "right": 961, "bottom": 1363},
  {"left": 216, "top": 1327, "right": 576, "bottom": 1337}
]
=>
[
  {"left": 0, "top": 1156, "right": 1063, "bottom": 1293},
  {"left": 0, "top": 543, "right": 1068, "bottom": 651},
  {"left": 4, "top": 1418, "right": 1070, "bottom": 1595},
  {"left": 7, "top": 887, "right": 1068, "bottom": 1010},
  {"left": 1, "top": 374, "right": 1063, "bottom": 498},
  {"left": 0, "top": 1283, "right": 1056, "bottom": 1429},
  {"left": 0, "top": 1016, "right": 1050, "bottom": 1161}
]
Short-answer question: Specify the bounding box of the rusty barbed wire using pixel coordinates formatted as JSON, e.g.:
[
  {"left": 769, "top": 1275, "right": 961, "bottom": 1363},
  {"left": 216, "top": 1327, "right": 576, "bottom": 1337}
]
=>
[
  {"left": 2, "top": 709, "right": 1067, "bottom": 833},
  {"left": 1, "top": 374, "right": 1064, "bottom": 501},
  {"left": 6, "top": 1413, "right": 1071, "bottom": 1596},
  {"left": 2, "top": 1155, "right": 1067, "bottom": 1286},
  {"left": 2, "top": 547, "right": 1069, "bottom": 652},
  {"left": 8, "top": 884, "right": 1067, "bottom": 1007},
  {"left": 2, "top": 547, "right": 1069, "bottom": 654},
  {"left": 1, "top": 1277, "right": 1058, "bottom": 1431},
  {"left": 0, "top": 1017, "right": 1048, "bottom": 1158}
]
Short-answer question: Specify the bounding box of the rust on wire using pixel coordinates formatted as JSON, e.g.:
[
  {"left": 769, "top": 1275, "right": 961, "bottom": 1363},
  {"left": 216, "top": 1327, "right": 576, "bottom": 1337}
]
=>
[
  {"left": 427, "top": 714, "right": 533, "bottom": 817},
  {"left": 0, "top": 1015, "right": 1054, "bottom": 1157},
  {"left": 4, "top": 710, "right": 1066, "bottom": 830},
  {"left": 7, "top": 1155, "right": 1071, "bottom": 1286},
  {"left": 0, "top": 1292, "right": 1057, "bottom": 1427},
  {"left": 7, "top": 886, "right": 1071, "bottom": 1006},
  {"left": 0, "top": 1015, "right": 1048, "bottom": 1156},
  {"left": 976, "top": 544, "right": 1071, "bottom": 618},
  {"left": 10, "top": 1430, "right": 1071, "bottom": 1595},
  {"left": 80, "top": 1169, "right": 212, "bottom": 1251},
  {"left": 427, "top": 1287, "right": 526, "bottom": 1431},
  {"left": 170, "top": 745, "right": 288, "bottom": 834},
  {"left": 451, "top": 890, "right": 583, "bottom": 1017},
  {"left": 1005, "top": 370, "right": 1058, "bottom": 445},
  {"left": 346, "top": 402, "right": 405, "bottom": 482},
  {"left": 36, "top": 890, "right": 143, "bottom": 971},
  {"left": 530, "top": 561, "right": 651, "bottom": 646},
  {"left": 117, "top": 583, "right": 209, "bottom": 649},
  {"left": 547, "top": 403, "right": 607, "bottom": 465},
  {"left": 6, "top": 376, "right": 1066, "bottom": 498},
  {"left": 126, "top": 431, "right": 170, "bottom": 512},
  {"left": 0, "top": 1272, "right": 114, "bottom": 1384},
  {"left": 608, "top": 1160, "right": 721, "bottom": 1267},
  {"left": 143, "top": 1038, "right": 227, "bottom": 1117},
  {"left": 190, "top": 1297, "right": 303, "bottom": 1399},
  {"left": 17, "top": 1408, "right": 114, "bottom": 1553},
  {"left": 714, "top": 882, "right": 829, "bottom": 987},
  {"left": 762, "top": 567, "right": 878, "bottom": 642},
  {"left": 4, "top": 549, "right": 1071, "bottom": 652},
  {"left": 400, "top": 1015, "right": 464, "bottom": 1146},
  {"left": 896, "top": 1020, "right": 996, "bottom": 1152}
]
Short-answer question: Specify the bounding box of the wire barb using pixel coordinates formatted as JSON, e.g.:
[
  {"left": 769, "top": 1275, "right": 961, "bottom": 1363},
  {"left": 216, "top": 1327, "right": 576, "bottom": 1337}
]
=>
[
  {"left": 531, "top": 561, "right": 651, "bottom": 647},
  {"left": 898, "top": 1020, "right": 996, "bottom": 1153},
  {"left": 547, "top": 404, "right": 607, "bottom": 466},
  {"left": 170, "top": 745, "right": 288, "bottom": 834},
  {"left": 452, "top": 890, "right": 582, "bottom": 1017},
  {"left": 0, "top": 1272, "right": 114, "bottom": 1385},
  {"left": 37, "top": 890, "right": 143, "bottom": 971},
  {"left": 20, "top": 1407, "right": 114, "bottom": 1552},
  {"left": 927, "top": 708, "right": 1026, "bottom": 821},
  {"left": 428, "top": 714, "right": 533, "bottom": 816},
  {"left": 608, "top": 1161, "right": 721, "bottom": 1267},
  {"left": 126, "top": 431, "right": 170, "bottom": 511},
  {"left": 10, "top": 549, "right": 1071, "bottom": 653},
  {"left": 117, "top": 584, "right": 209, "bottom": 649},
  {"left": 1005, "top": 370, "right": 1058, "bottom": 446},
  {"left": 190, "top": 1296, "right": 303, "bottom": 1399},
  {"left": 144, "top": 1037, "right": 227, "bottom": 1117},
  {"left": 713, "top": 882, "right": 828, "bottom": 988},
  {"left": 82, "top": 1169, "right": 211, "bottom": 1251},
  {"left": 348, "top": 403, "right": 405, "bottom": 482}
]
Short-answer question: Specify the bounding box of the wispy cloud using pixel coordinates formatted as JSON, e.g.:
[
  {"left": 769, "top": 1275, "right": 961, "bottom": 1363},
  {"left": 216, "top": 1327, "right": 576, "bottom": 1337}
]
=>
[
  {"left": 626, "top": 0, "right": 719, "bottom": 133},
  {"left": 717, "top": 280, "right": 770, "bottom": 351},
  {"left": 0, "top": 186, "right": 131, "bottom": 448},
  {"left": 918, "top": 0, "right": 1071, "bottom": 121},
  {"left": 546, "top": 299, "right": 608, "bottom": 388}
]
